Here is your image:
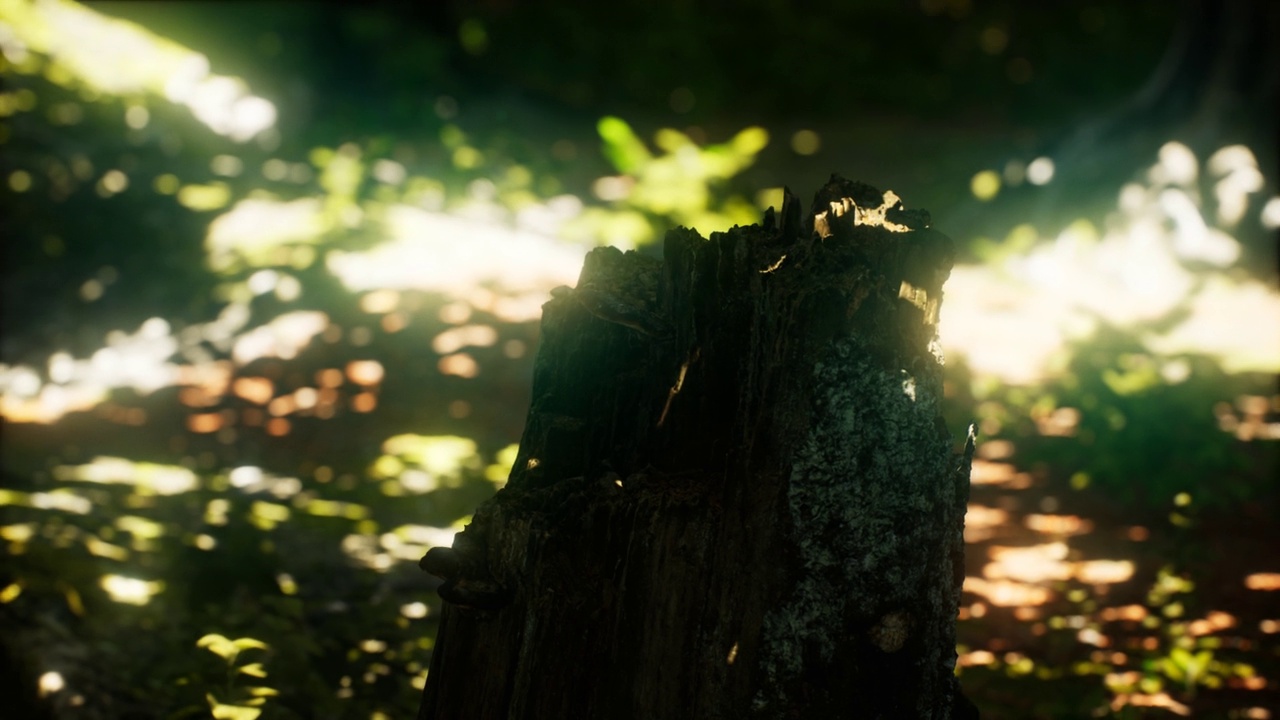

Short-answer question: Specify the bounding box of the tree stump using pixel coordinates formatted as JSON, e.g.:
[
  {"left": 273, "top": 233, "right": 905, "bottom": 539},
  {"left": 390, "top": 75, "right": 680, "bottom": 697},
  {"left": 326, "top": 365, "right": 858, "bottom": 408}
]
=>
[{"left": 418, "top": 175, "right": 977, "bottom": 719}]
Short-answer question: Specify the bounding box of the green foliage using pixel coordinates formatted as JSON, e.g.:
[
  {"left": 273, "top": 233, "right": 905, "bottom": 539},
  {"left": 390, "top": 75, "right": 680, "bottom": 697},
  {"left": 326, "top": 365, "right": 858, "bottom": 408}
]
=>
[
  {"left": 596, "top": 117, "right": 649, "bottom": 174},
  {"left": 957, "top": 559, "right": 1272, "bottom": 718},
  {"left": 1117, "top": 566, "right": 1258, "bottom": 703},
  {"left": 0, "top": 436, "right": 516, "bottom": 716},
  {"left": 192, "top": 633, "right": 277, "bottom": 720},
  {"left": 2, "top": 3, "right": 1276, "bottom": 719},
  {"left": 565, "top": 116, "right": 769, "bottom": 247},
  {"left": 1156, "top": 647, "right": 1213, "bottom": 694},
  {"left": 955, "top": 325, "right": 1268, "bottom": 513}
]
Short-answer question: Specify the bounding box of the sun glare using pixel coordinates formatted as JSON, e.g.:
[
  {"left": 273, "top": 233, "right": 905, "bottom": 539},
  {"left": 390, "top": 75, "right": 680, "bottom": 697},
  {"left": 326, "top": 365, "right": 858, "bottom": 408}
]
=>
[
  {"left": 325, "top": 205, "right": 585, "bottom": 319},
  {"left": 0, "top": 0, "right": 276, "bottom": 142},
  {"left": 941, "top": 142, "right": 1280, "bottom": 384}
]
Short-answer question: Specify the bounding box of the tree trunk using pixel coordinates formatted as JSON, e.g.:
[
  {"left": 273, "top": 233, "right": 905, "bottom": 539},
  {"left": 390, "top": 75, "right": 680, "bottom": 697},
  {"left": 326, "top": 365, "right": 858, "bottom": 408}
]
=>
[{"left": 417, "top": 175, "right": 977, "bottom": 719}]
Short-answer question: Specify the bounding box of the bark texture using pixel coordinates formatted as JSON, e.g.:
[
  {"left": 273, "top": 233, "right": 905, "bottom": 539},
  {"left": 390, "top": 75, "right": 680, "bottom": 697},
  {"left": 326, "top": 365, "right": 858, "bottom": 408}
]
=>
[{"left": 418, "top": 175, "right": 976, "bottom": 719}]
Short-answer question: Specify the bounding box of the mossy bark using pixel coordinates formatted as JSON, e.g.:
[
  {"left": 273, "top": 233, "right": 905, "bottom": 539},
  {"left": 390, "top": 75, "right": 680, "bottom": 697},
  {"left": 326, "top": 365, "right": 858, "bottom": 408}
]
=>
[{"left": 417, "top": 175, "right": 977, "bottom": 719}]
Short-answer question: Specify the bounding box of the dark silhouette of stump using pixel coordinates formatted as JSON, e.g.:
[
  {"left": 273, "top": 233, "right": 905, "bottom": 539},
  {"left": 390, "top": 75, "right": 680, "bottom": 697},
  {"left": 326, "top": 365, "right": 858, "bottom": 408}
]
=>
[{"left": 418, "top": 175, "right": 977, "bottom": 719}]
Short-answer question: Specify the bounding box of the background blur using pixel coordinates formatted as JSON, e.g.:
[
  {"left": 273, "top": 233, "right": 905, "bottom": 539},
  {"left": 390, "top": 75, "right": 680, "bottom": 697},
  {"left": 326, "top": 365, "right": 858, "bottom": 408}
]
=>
[{"left": 1, "top": 1, "right": 1278, "bottom": 718}]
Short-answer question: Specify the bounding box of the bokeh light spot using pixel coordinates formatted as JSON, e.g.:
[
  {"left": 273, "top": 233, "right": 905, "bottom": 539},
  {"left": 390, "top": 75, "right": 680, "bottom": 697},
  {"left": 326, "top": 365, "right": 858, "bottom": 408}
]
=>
[
  {"left": 1026, "top": 157, "right": 1054, "bottom": 185},
  {"left": 790, "top": 129, "right": 821, "bottom": 156},
  {"left": 346, "top": 360, "right": 384, "bottom": 386},
  {"left": 152, "top": 173, "right": 179, "bottom": 194},
  {"left": 458, "top": 19, "right": 488, "bottom": 55},
  {"left": 970, "top": 170, "right": 1000, "bottom": 201},
  {"left": 979, "top": 26, "right": 1008, "bottom": 54},
  {"left": 438, "top": 353, "right": 479, "bottom": 378},
  {"left": 8, "top": 169, "right": 32, "bottom": 192},
  {"left": 124, "top": 104, "right": 148, "bottom": 129}
]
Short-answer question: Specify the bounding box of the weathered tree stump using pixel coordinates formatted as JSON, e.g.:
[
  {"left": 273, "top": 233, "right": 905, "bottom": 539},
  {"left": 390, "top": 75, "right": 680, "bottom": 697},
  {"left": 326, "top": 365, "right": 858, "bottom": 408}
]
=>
[{"left": 418, "top": 175, "right": 977, "bottom": 719}]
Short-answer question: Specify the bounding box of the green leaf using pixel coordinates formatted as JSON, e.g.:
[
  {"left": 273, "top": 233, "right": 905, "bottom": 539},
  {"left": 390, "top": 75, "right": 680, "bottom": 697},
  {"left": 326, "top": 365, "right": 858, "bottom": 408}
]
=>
[
  {"left": 196, "top": 634, "right": 236, "bottom": 660},
  {"left": 231, "top": 637, "right": 269, "bottom": 652},
  {"left": 597, "top": 116, "right": 650, "bottom": 173},
  {"left": 210, "top": 704, "right": 261, "bottom": 720},
  {"left": 247, "top": 687, "right": 280, "bottom": 697},
  {"left": 730, "top": 126, "right": 769, "bottom": 156}
]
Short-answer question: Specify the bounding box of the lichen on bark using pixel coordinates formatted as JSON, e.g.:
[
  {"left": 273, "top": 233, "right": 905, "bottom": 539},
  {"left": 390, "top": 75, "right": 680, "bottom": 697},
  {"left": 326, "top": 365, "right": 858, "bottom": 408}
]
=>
[{"left": 756, "top": 332, "right": 959, "bottom": 715}]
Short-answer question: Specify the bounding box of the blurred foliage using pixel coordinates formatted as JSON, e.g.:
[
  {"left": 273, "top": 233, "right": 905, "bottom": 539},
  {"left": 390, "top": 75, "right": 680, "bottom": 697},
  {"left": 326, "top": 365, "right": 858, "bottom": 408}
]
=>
[
  {"left": 955, "top": 560, "right": 1269, "bottom": 719},
  {"left": 193, "top": 633, "right": 278, "bottom": 720},
  {"left": 562, "top": 116, "right": 769, "bottom": 247},
  {"left": 948, "top": 327, "right": 1272, "bottom": 514},
  {"left": 1, "top": 1, "right": 1277, "bottom": 719},
  {"left": 0, "top": 438, "right": 509, "bottom": 717}
]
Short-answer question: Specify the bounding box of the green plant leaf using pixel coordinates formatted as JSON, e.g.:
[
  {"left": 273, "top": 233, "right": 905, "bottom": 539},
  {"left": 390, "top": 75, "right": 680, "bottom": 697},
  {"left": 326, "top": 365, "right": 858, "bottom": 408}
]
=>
[
  {"left": 210, "top": 704, "right": 261, "bottom": 720},
  {"left": 196, "top": 634, "right": 236, "bottom": 660}
]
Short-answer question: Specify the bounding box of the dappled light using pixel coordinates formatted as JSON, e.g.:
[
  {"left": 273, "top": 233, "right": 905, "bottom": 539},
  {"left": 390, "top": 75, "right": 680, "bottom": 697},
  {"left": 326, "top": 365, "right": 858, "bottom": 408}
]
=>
[
  {"left": 206, "top": 198, "right": 326, "bottom": 272},
  {"left": 979, "top": 541, "right": 1134, "bottom": 587},
  {"left": 325, "top": 204, "right": 584, "bottom": 313},
  {"left": 941, "top": 141, "right": 1279, "bottom": 384},
  {"left": 963, "top": 577, "right": 1051, "bottom": 607},
  {"left": 968, "top": 459, "right": 1032, "bottom": 488},
  {"left": 1024, "top": 513, "right": 1091, "bottom": 535},
  {"left": 2, "top": 1, "right": 1277, "bottom": 718},
  {"left": 100, "top": 574, "right": 164, "bottom": 606},
  {"left": 0, "top": 0, "right": 276, "bottom": 142},
  {"left": 52, "top": 456, "right": 198, "bottom": 495},
  {"left": 368, "top": 434, "right": 500, "bottom": 496},
  {"left": 962, "top": 504, "right": 1008, "bottom": 543},
  {"left": 1244, "top": 573, "right": 1280, "bottom": 592}
]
